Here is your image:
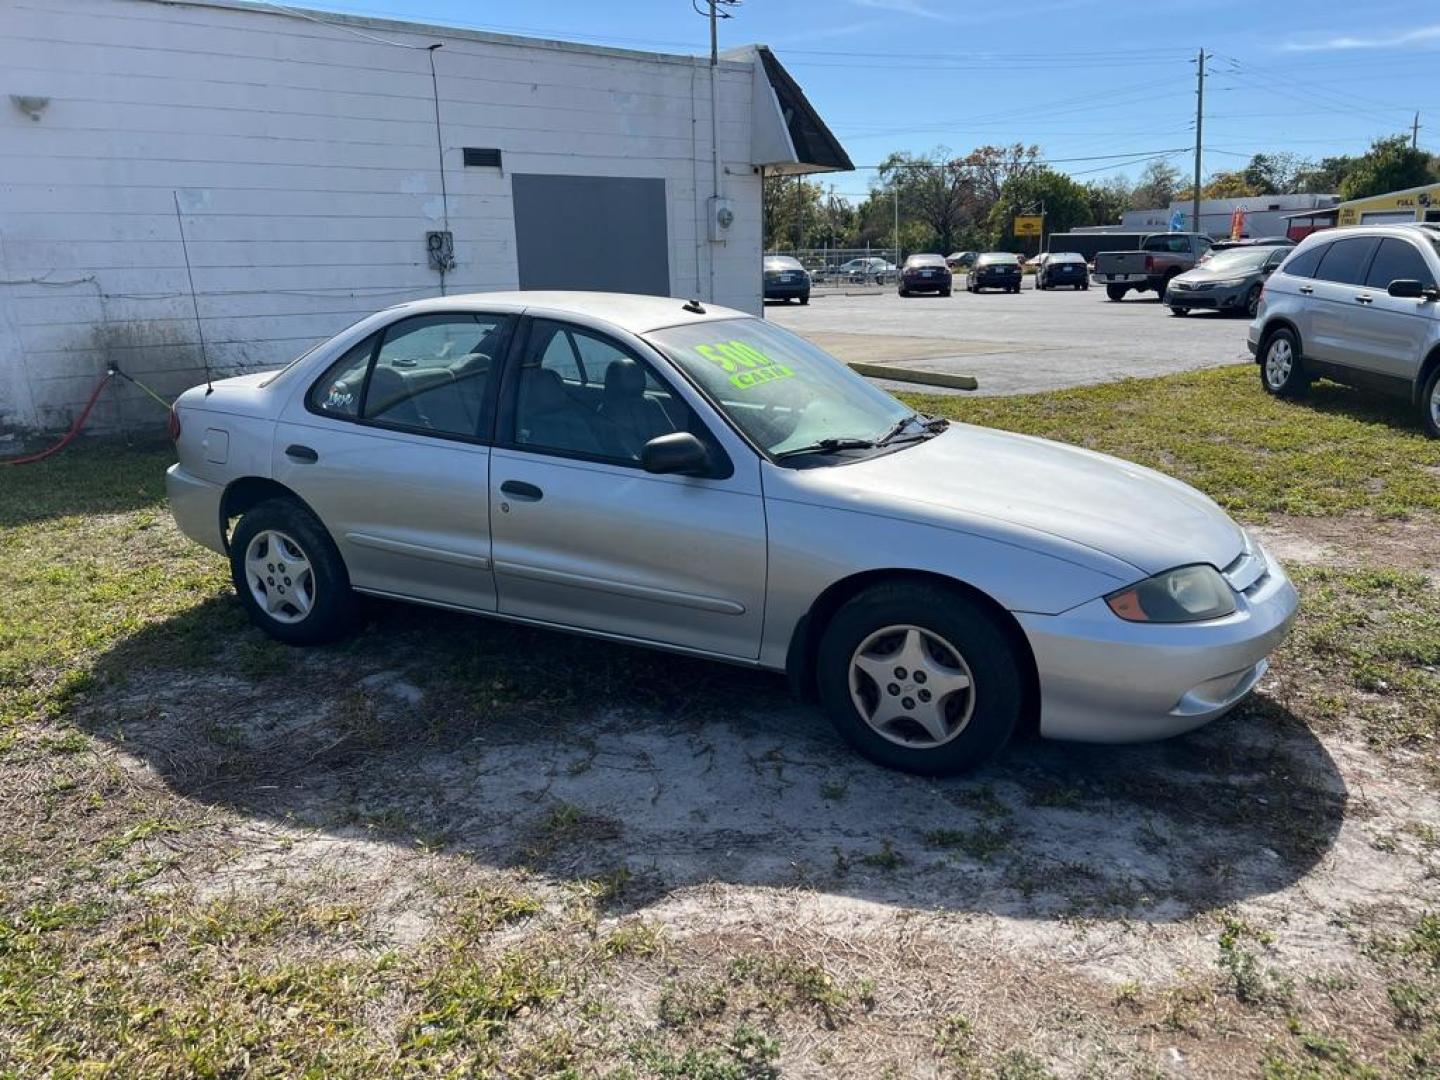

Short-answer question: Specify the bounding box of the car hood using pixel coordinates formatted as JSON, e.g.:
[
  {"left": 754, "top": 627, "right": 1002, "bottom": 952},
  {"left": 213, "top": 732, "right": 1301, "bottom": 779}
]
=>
[
  {"left": 1177, "top": 264, "right": 1262, "bottom": 284},
  {"left": 777, "top": 425, "right": 1244, "bottom": 577}
]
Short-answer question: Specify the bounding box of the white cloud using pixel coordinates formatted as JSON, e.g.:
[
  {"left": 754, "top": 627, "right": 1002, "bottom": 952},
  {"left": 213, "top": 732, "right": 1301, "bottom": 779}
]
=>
[
  {"left": 851, "top": 0, "right": 956, "bottom": 23},
  {"left": 1283, "top": 22, "right": 1440, "bottom": 51}
]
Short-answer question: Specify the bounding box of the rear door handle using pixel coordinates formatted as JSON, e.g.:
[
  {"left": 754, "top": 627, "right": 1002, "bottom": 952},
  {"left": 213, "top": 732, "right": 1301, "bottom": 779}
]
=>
[
  {"left": 1299, "top": 285, "right": 1314, "bottom": 295},
  {"left": 285, "top": 444, "right": 318, "bottom": 463},
  {"left": 500, "top": 480, "right": 543, "bottom": 502},
  {"left": 1355, "top": 294, "right": 1373, "bottom": 304}
]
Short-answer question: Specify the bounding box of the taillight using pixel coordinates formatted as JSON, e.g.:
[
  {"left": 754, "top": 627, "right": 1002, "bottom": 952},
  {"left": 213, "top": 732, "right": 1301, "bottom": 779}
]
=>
[
  {"left": 167, "top": 405, "right": 182, "bottom": 442},
  {"left": 1144, "top": 255, "right": 1155, "bottom": 272}
]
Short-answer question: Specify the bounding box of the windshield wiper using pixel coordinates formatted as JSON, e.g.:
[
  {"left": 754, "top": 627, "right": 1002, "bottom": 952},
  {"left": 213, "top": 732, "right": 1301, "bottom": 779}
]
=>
[
  {"left": 773, "top": 436, "right": 877, "bottom": 459},
  {"left": 875, "top": 413, "right": 949, "bottom": 447}
]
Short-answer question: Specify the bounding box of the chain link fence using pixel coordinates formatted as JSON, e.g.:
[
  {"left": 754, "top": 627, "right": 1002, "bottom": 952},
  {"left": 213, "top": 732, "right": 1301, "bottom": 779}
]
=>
[{"left": 765, "top": 247, "right": 904, "bottom": 291}]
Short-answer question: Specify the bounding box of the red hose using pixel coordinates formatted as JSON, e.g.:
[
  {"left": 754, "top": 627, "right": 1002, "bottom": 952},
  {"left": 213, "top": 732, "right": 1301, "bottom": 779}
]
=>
[{"left": 1, "top": 370, "right": 114, "bottom": 466}]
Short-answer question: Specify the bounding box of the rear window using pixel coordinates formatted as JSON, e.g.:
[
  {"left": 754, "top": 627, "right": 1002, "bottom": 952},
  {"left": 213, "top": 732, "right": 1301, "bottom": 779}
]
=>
[
  {"left": 1047, "top": 252, "right": 1085, "bottom": 264},
  {"left": 1364, "top": 238, "right": 1434, "bottom": 288},
  {"left": 765, "top": 257, "right": 802, "bottom": 271},
  {"left": 977, "top": 253, "right": 1018, "bottom": 266},
  {"left": 905, "top": 254, "right": 946, "bottom": 267},
  {"left": 1314, "top": 237, "right": 1379, "bottom": 285}
]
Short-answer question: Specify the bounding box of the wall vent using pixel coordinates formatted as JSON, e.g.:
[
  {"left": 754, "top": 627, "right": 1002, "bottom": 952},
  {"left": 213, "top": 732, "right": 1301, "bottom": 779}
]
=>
[{"left": 463, "top": 147, "right": 502, "bottom": 168}]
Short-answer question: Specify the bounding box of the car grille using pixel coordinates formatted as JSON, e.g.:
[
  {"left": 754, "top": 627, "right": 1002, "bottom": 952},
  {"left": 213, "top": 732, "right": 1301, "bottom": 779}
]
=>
[{"left": 1223, "top": 541, "right": 1269, "bottom": 594}]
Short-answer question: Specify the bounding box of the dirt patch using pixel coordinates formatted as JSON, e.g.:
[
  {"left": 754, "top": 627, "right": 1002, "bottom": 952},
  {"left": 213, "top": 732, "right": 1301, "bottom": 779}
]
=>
[{"left": 1253, "top": 512, "right": 1440, "bottom": 575}]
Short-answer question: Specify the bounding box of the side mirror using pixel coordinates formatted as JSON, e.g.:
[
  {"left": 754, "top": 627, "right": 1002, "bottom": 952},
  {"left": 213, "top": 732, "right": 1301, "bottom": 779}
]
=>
[
  {"left": 641, "top": 432, "right": 711, "bottom": 476},
  {"left": 1388, "top": 279, "right": 1425, "bottom": 299}
]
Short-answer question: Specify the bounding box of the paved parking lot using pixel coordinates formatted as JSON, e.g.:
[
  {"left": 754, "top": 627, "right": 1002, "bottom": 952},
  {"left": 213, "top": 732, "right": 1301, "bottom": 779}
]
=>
[{"left": 768, "top": 284, "right": 1254, "bottom": 396}]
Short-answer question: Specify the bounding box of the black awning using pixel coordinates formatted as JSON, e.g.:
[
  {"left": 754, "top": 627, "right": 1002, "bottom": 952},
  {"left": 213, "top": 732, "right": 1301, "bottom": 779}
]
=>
[{"left": 755, "top": 46, "right": 852, "bottom": 173}]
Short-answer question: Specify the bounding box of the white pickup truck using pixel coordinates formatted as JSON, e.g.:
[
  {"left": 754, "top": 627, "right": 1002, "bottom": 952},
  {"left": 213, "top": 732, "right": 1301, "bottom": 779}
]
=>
[{"left": 1092, "top": 232, "right": 1213, "bottom": 302}]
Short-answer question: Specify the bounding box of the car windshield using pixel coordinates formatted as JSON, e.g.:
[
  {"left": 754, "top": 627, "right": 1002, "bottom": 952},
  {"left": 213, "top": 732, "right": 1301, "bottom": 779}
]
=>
[
  {"left": 1204, "top": 247, "right": 1278, "bottom": 272},
  {"left": 977, "top": 253, "right": 1018, "bottom": 266},
  {"left": 906, "top": 254, "right": 945, "bottom": 267},
  {"left": 647, "top": 318, "right": 919, "bottom": 459}
]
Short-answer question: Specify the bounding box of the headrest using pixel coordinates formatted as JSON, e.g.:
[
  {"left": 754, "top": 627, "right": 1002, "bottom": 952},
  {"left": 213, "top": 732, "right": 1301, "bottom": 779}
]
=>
[
  {"left": 522, "top": 367, "right": 568, "bottom": 411},
  {"left": 604, "top": 358, "right": 646, "bottom": 399}
]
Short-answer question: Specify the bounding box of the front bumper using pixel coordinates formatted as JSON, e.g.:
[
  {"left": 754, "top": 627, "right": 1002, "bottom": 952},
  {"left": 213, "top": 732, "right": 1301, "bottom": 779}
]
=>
[
  {"left": 166, "top": 463, "right": 227, "bottom": 555},
  {"left": 1167, "top": 281, "right": 1250, "bottom": 311},
  {"left": 1016, "top": 545, "right": 1299, "bottom": 743}
]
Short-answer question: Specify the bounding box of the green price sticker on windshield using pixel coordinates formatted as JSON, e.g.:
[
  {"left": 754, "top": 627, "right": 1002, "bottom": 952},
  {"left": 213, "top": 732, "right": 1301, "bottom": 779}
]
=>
[{"left": 694, "top": 340, "right": 795, "bottom": 391}]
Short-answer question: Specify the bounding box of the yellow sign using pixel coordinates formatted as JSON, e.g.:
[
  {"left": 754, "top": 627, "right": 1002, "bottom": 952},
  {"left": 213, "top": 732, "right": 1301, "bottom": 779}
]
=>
[{"left": 1013, "top": 215, "right": 1043, "bottom": 237}]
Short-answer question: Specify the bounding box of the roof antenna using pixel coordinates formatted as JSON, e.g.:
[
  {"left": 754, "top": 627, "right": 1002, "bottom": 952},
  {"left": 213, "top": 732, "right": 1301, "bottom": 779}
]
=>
[
  {"left": 173, "top": 190, "right": 214, "bottom": 395},
  {"left": 682, "top": 298, "right": 707, "bottom": 314}
]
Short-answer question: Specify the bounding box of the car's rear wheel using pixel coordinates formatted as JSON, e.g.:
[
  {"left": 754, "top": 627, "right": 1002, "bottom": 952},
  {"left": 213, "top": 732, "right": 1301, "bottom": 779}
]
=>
[
  {"left": 1259, "top": 327, "right": 1308, "bottom": 398},
  {"left": 1421, "top": 363, "right": 1440, "bottom": 439},
  {"left": 800, "top": 293, "right": 810, "bottom": 305},
  {"left": 230, "top": 498, "right": 356, "bottom": 645},
  {"left": 941, "top": 287, "right": 952, "bottom": 297},
  {"left": 816, "top": 581, "right": 1022, "bottom": 775},
  {"left": 1106, "top": 284, "right": 1127, "bottom": 302}
]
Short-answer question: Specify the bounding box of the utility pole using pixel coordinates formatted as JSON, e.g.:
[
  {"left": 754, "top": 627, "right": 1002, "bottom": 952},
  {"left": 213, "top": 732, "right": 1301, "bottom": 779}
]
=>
[
  {"left": 893, "top": 185, "right": 899, "bottom": 264},
  {"left": 1414, "top": 111, "right": 1422, "bottom": 150},
  {"left": 1193, "top": 48, "right": 1205, "bottom": 238}
]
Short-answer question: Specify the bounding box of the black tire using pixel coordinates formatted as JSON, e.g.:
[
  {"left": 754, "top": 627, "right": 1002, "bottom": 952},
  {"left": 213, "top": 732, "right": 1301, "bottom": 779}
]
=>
[
  {"left": 940, "top": 287, "right": 952, "bottom": 297},
  {"left": 800, "top": 293, "right": 810, "bottom": 305},
  {"left": 1081, "top": 282, "right": 1090, "bottom": 291},
  {"left": 1035, "top": 278, "right": 1045, "bottom": 291},
  {"left": 898, "top": 288, "right": 909, "bottom": 297},
  {"left": 1420, "top": 363, "right": 1440, "bottom": 439},
  {"left": 1106, "top": 284, "right": 1127, "bottom": 302},
  {"left": 815, "top": 581, "right": 1023, "bottom": 776},
  {"left": 1156, "top": 275, "right": 1175, "bottom": 302},
  {"left": 1258, "top": 326, "right": 1308, "bottom": 398},
  {"left": 1245, "top": 284, "right": 1262, "bottom": 318},
  {"left": 229, "top": 497, "right": 356, "bottom": 645},
  {"left": 1169, "top": 305, "right": 1189, "bottom": 317}
]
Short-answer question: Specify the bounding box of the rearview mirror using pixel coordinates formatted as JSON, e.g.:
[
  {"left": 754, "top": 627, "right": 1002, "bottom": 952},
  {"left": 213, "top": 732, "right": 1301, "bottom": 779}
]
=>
[
  {"left": 1388, "top": 279, "right": 1426, "bottom": 299},
  {"left": 641, "top": 432, "right": 711, "bottom": 477}
]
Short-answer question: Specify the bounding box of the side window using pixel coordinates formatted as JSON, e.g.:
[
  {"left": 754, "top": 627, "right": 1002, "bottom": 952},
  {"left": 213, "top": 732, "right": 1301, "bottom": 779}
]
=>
[
  {"left": 514, "top": 320, "right": 690, "bottom": 463},
  {"left": 363, "top": 313, "right": 510, "bottom": 438},
  {"left": 1314, "top": 237, "right": 1379, "bottom": 286},
  {"left": 1364, "top": 239, "right": 1435, "bottom": 289},
  {"left": 307, "top": 335, "right": 376, "bottom": 419},
  {"left": 1280, "top": 243, "right": 1326, "bottom": 279},
  {"left": 1142, "top": 235, "right": 1167, "bottom": 252}
]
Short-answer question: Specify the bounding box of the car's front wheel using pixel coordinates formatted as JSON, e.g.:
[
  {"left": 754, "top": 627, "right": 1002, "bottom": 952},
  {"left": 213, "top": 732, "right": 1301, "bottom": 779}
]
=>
[
  {"left": 816, "top": 581, "right": 1022, "bottom": 775},
  {"left": 230, "top": 498, "right": 356, "bottom": 645},
  {"left": 1259, "top": 327, "right": 1308, "bottom": 398}
]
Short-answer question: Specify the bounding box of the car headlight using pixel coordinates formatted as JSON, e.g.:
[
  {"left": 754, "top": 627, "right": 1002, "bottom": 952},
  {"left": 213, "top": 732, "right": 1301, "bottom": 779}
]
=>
[
  {"left": 1211, "top": 277, "right": 1248, "bottom": 287},
  {"left": 1105, "top": 564, "right": 1236, "bottom": 623}
]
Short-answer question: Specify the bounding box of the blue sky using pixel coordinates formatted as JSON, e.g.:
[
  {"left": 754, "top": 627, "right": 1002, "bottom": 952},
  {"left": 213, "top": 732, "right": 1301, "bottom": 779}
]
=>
[{"left": 280, "top": 0, "right": 1439, "bottom": 198}]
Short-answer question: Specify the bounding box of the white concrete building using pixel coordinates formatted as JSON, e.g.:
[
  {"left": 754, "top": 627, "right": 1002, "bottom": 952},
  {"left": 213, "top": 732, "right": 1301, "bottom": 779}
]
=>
[
  {"left": 1121, "top": 193, "right": 1339, "bottom": 239},
  {"left": 0, "top": 0, "right": 848, "bottom": 432}
]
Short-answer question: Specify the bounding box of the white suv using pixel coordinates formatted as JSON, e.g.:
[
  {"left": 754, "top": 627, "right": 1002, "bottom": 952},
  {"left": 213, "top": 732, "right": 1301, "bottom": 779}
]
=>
[{"left": 1249, "top": 223, "right": 1440, "bottom": 437}]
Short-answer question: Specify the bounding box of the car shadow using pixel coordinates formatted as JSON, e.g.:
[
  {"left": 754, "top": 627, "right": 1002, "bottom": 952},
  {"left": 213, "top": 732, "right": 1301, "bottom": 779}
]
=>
[
  {"left": 1296, "top": 380, "right": 1429, "bottom": 435},
  {"left": 76, "top": 595, "right": 1347, "bottom": 922}
]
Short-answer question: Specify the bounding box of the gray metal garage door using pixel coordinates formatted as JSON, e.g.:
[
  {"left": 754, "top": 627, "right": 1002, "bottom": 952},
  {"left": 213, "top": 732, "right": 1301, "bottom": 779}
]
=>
[{"left": 512, "top": 174, "right": 671, "bottom": 296}]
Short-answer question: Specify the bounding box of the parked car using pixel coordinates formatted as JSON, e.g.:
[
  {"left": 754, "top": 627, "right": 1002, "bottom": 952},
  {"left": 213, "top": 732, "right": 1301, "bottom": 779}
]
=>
[
  {"left": 1034, "top": 251, "right": 1089, "bottom": 291},
  {"left": 1093, "top": 232, "right": 1213, "bottom": 302},
  {"left": 763, "top": 255, "right": 810, "bottom": 304},
  {"left": 1198, "top": 236, "right": 1294, "bottom": 267},
  {"left": 838, "top": 257, "right": 894, "bottom": 284},
  {"left": 167, "top": 291, "right": 1298, "bottom": 776},
  {"left": 966, "top": 252, "right": 1023, "bottom": 293},
  {"left": 947, "top": 251, "right": 977, "bottom": 270},
  {"left": 1251, "top": 223, "right": 1440, "bottom": 437},
  {"left": 1168, "top": 244, "right": 1289, "bottom": 318},
  {"left": 898, "top": 253, "right": 953, "bottom": 297}
]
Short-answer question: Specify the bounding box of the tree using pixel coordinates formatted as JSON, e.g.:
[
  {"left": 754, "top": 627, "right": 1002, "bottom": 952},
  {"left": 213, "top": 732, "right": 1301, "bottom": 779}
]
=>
[
  {"left": 986, "top": 168, "right": 1092, "bottom": 252},
  {"left": 862, "top": 148, "right": 980, "bottom": 255},
  {"left": 1199, "top": 171, "right": 1260, "bottom": 199},
  {"left": 957, "top": 143, "right": 1043, "bottom": 206},
  {"left": 1242, "top": 152, "right": 1306, "bottom": 194},
  {"left": 763, "top": 175, "right": 823, "bottom": 250},
  {"left": 1338, "top": 134, "right": 1439, "bottom": 200},
  {"left": 1297, "top": 154, "right": 1354, "bottom": 195},
  {"left": 1083, "top": 176, "right": 1132, "bottom": 227},
  {"left": 1130, "top": 160, "right": 1182, "bottom": 210}
]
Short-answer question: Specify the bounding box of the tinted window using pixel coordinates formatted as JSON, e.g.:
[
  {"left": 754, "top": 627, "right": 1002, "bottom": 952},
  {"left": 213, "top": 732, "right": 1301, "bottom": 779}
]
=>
[
  {"left": 1280, "top": 243, "right": 1327, "bottom": 279},
  {"left": 1314, "top": 237, "right": 1379, "bottom": 286},
  {"left": 513, "top": 321, "right": 689, "bottom": 462},
  {"left": 905, "top": 254, "right": 946, "bottom": 267},
  {"left": 764, "top": 257, "right": 802, "bottom": 271},
  {"left": 1143, "top": 235, "right": 1192, "bottom": 253},
  {"left": 1364, "top": 238, "right": 1435, "bottom": 288},
  {"left": 363, "top": 313, "right": 510, "bottom": 438},
  {"left": 308, "top": 336, "right": 376, "bottom": 418}
]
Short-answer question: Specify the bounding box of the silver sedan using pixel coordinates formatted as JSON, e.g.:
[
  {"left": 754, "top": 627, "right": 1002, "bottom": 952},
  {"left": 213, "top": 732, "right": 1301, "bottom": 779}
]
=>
[{"left": 167, "top": 292, "right": 1298, "bottom": 775}]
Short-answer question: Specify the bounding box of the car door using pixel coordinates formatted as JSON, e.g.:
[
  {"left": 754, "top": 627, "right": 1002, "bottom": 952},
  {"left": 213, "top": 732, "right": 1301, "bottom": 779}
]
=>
[
  {"left": 1305, "top": 236, "right": 1381, "bottom": 372},
  {"left": 1347, "top": 237, "right": 1439, "bottom": 384},
  {"left": 273, "top": 310, "right": 515, "bottom": 611},
  {"left": 488, "top": 316, "right": 767, "bottom": 660}
]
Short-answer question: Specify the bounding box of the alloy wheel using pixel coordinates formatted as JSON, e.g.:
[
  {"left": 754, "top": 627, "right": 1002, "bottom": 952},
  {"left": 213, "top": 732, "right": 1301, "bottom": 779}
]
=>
[
  {"left": 1264, "top": 337, "right": 1293, "bottom": 389},
  {"left": 243, "top": 529, "right": 316, "bottom": 624},
  {"left": 848, "top": 624, "right": 975, "bottom": 749}
]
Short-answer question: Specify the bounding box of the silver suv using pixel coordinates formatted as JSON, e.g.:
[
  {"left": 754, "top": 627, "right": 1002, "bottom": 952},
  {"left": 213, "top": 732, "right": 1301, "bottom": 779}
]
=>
[{"left": 1249, "top": 223, "right": 1440, "bottom": 436}]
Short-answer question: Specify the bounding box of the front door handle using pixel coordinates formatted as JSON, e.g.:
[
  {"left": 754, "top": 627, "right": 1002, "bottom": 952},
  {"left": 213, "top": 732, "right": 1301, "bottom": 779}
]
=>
[
  {"left": 285, "top": 444, "right": 319, "bottom": 463},
  {"left": 1355, "top": 294, "right": 1373, "bottom": 304},
  {"left": 1299, "top": 285, "right": 1314, "bottom": 295},
  {"left": 500, "top": 480, "right": 543, "bottom": 502}
]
